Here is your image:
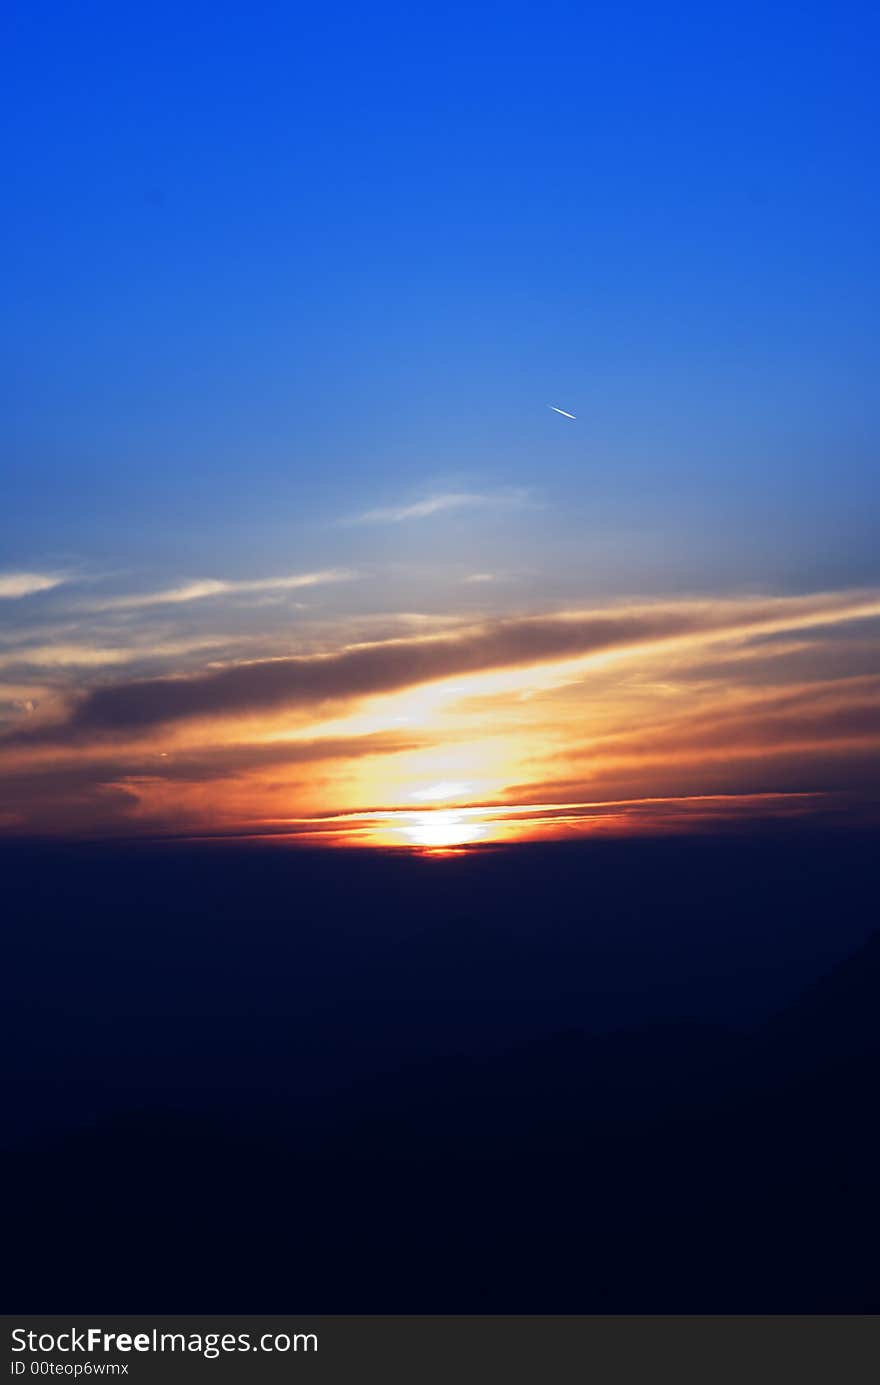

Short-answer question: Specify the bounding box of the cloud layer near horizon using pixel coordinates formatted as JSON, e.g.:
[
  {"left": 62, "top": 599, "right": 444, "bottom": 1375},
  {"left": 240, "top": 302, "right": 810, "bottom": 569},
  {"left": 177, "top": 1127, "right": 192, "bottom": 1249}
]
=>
[
  {"left": 1, "top": 579, "right": 879, "bottom": 840},
  {"left": 7, "top": 589, "right": 876, "bottom": 738}
]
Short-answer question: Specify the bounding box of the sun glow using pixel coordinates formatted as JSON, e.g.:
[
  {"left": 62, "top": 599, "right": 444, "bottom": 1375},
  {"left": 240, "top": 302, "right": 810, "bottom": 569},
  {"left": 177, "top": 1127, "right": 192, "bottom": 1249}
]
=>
[{"left": 409, "top": 780, "right": 473, "bottom": 801}]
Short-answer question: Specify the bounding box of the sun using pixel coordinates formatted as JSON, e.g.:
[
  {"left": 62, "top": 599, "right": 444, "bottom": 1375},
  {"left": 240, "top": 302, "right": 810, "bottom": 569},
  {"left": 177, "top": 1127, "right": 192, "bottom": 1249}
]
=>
[{"left": 399, "top": 809, "right": 487, "bottom": 851}]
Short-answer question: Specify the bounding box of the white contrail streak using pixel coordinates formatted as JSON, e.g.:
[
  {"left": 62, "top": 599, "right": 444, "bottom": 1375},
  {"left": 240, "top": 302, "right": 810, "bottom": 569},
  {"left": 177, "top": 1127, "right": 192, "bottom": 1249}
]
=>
[{"left": 547, "top": 404, "right": 576, "bottom": 419}]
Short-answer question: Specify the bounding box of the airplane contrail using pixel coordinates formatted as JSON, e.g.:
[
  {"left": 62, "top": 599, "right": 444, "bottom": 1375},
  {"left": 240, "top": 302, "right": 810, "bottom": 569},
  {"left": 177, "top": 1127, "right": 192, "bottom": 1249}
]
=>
[{"left": 547, "top": 404, "right": 576, "bottom": 419}]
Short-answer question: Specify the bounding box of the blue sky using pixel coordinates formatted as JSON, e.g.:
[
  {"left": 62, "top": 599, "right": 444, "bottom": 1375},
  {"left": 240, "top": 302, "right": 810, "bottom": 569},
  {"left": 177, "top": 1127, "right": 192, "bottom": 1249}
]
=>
[{"left": 4, "top": 0, "right": 878, "bottom": 599}]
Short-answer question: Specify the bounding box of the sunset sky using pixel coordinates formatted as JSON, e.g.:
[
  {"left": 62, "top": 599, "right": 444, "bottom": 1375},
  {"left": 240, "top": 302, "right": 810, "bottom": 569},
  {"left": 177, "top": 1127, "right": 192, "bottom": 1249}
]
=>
[{"left": 3, "top": 2, "right": 879, "bottom": 846}]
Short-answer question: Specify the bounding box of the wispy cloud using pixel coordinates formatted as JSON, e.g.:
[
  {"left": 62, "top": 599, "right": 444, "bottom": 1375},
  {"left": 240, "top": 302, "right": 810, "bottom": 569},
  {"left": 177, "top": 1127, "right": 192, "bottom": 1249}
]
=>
[
  {"left": 90, "top": 569, "right": 355, "bottom": 612},
  {"left": 0, "top": 634, "right": 239, "bottom": 672},
  {"left": 16, "top": 588, "right": 880, "bottom": 739},
  {"left": 0, "top": 571, "right": 68, "bottom": 599},
  {"left": 346, "top": 488, "right": 529, "bottom": 526}
]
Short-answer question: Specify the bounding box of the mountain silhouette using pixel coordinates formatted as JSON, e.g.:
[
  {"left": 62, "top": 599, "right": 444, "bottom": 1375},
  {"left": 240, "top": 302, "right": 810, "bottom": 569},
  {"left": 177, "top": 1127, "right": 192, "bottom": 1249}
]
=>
[{"left": 3, "top": 833, "right": 878, "bottom": 1310}]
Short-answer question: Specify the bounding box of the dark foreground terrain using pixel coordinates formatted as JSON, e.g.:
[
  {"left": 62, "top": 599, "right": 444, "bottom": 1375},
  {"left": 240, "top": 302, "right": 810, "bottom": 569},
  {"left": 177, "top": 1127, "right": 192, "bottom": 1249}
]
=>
[{"left": 3, "top": 829, "right": 879, "bottom": 1310}]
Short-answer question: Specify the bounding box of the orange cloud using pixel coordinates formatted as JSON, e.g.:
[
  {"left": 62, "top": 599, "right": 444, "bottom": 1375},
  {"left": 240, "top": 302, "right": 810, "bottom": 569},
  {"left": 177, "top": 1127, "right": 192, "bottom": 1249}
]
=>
[{"left": 1, "top": 588, "right": 878, "bottom": 842}]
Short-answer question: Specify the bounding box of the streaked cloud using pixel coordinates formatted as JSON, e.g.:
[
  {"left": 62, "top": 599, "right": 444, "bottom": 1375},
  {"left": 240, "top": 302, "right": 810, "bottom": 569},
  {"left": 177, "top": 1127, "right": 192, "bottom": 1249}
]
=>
[
  {"left": 0, "top": 634, "right": 238, "bottom": 672},
  {"left": 346, "top": 488, "right": 529, "bottom": 525},
  {"left": 0, "top": 571, "right": 68, "bottom": 599},
  {"left": 268, "top": 790, "right": 839, "bottom": 849},
  {"left": 90, "top": 569, "right": 355, "bottom": 612},
  {"left": 9, "top": 588, "right": 879, "bottom": 739}
]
